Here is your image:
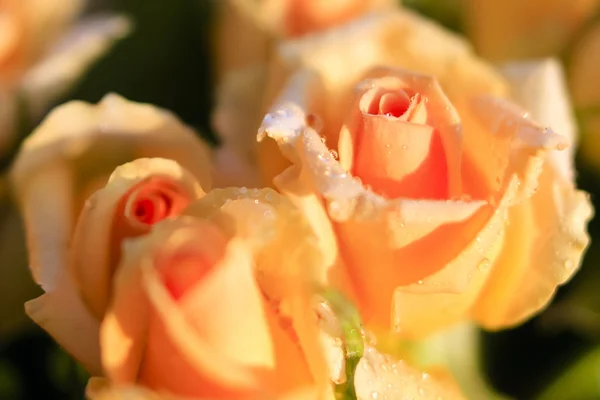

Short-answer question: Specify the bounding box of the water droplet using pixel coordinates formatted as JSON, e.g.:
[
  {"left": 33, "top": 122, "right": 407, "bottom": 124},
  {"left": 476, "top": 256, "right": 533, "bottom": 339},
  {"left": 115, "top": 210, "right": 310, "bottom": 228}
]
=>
[
  {"left": 239, "top": 187, "right": 248, "bottom": 194},
  {"left": 417, "top": 280, "right": 424, "bottom": 285},
  {"left": 477, "top": 258, "right": 491, "bottom": 272},
  {"left": 330, "top": 150, "right": 339, "bottom": 159},
  {"left": 564, "top": 259, "right": 574, "bottom": 270},
  {"left": 419, "top": 387, "right": 425, "bottom": 396},
  {"left": 401, "top": 145, "right": 408, "bottom": 150},
  {"left": 371, "top": 391, "right": 380, "bottom": 400}
]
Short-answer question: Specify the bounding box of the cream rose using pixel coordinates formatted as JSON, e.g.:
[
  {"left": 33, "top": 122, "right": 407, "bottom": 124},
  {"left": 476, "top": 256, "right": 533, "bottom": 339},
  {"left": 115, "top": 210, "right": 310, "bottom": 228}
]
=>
[
  {"left": 258, "top": 62, "right": 593, "bottom": 337},
  {"left": 9, "top": 94, "right": 213, "bottom": 371}
]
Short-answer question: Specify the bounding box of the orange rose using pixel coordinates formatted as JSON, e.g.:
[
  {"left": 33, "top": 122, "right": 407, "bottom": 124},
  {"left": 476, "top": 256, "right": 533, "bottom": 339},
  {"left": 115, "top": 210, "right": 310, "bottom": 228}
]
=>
[
  {"left": 259, "top": 65, "right": 593, "bottom": 337},
  {"left": 9, "top": 94, "right": 213, "bottom": 371},
  {"left": 0, "top": 0, "right": 130, "bottom": 155}
]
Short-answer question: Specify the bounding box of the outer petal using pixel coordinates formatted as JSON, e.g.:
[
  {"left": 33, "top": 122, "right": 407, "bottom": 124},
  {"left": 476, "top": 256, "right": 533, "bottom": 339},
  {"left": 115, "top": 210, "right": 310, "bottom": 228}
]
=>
[
  {"left": 70, "top": 158, "right": 204, "bottom": 319},
  {"left": 9, "top": 93, "right": 212, "bottom": 291},
  {"left": 467, "top": 97, "right": 593, "bottom": 328}
]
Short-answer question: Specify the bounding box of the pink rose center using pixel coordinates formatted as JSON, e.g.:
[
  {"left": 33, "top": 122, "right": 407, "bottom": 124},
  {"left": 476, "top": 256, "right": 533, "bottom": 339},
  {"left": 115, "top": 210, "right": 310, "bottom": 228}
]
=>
[
  {"left": 349, "top": 86, "right": 448, "bottom": 199},
  {"left": 126, "top": 178, "right": 192, "bottom": 226}
]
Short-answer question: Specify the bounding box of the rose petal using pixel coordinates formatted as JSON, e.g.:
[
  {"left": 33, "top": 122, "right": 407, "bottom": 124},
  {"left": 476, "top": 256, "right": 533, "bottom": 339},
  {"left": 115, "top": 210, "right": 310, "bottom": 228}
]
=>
[{"left": 473, "top": 166, "right": 593, "bottom": 328}]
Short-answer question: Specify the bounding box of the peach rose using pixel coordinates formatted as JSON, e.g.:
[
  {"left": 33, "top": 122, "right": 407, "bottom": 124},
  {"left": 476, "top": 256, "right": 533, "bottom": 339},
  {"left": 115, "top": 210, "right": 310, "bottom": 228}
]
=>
[
  {"left": 259, "top": 65, "right": 593, "bottom": 337},
  {"left": 213, "top": 9, "right": 508, "bottom": 187},
  {"left": 99, "top": 206, "right": 319, "bottom": 398},
  {"left": 0, "top": 0, "right": 130, "bottom": 155},
  {"left": 9, "top": 94, "right": 213, "bottom": 370}
]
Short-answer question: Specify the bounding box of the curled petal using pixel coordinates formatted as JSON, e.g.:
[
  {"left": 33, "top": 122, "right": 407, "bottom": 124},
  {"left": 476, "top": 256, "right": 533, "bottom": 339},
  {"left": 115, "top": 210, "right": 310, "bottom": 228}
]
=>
[{"left": 70, "top": 158, "right": 204, "bottom": 319}]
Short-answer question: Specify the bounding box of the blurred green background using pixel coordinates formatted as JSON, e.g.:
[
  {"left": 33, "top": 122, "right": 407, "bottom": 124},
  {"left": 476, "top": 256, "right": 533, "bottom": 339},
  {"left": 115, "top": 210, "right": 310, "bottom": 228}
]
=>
[{"left": 1, "top": 1, "right": 600, "bottom": 399}]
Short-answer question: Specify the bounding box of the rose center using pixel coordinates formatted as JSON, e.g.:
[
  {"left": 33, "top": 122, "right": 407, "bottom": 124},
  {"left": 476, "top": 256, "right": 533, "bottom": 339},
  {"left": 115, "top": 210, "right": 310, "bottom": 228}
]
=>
[{"left": 347, "top": 84, "right": 448, "bottom": 200}]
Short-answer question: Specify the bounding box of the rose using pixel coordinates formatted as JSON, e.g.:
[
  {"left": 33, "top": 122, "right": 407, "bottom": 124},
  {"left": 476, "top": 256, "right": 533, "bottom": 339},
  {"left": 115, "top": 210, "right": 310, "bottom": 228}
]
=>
[
  {"left": 213, "top": 9, "right": 508, "bottom": 187},
  {"left": 258, "top": 61, "right": 593, "bottom": 337},
  {"left": 98, "top": 193, "right": 321, "bottom": 398},
  {"left": 9, "top": 94, "right": 213, "bottom": 370},
  {"left": 0, "top": 0, "right": 130, "bottom": 155}
]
